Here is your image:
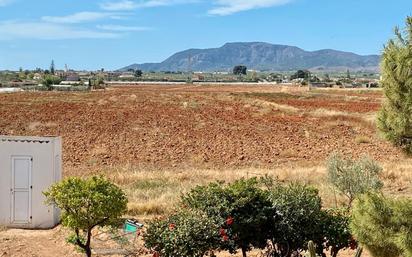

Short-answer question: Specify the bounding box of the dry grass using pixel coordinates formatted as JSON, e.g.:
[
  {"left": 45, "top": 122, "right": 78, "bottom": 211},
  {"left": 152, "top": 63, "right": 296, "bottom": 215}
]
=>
[
  {"left": 82, "top": 157, "right": 412, "bottom": 220},
  {"left": 248, "top": 98, "right": 299, "bottom": 114},
  {"left": 310, "top": 108, "right": 351, "bottom": 118},
  {"left": 355, "top": 135, "right": 371, "bottom": 144},
  {"left": 90, "top": 164, "right": 341, "bottom": 218}
]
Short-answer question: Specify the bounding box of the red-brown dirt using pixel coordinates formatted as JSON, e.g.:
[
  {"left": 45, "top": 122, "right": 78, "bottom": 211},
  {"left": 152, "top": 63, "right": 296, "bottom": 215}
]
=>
[{"left": 0, "top": 85, "right": 402, "bottom": 175}]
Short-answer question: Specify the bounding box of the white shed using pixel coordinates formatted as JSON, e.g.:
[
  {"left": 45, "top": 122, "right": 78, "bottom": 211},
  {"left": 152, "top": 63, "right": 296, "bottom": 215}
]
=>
[{"left": 0, "top": 136, "right": 62, "bottom": 229}]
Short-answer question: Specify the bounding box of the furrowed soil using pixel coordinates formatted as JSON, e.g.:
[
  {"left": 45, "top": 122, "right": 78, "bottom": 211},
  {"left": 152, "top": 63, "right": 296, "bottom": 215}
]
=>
[
  {"left": 0, "top": 85, "right": 405, "bottom": 257},
  {"left": 0, "top": 85, "right": 402, "bottom": 175}
]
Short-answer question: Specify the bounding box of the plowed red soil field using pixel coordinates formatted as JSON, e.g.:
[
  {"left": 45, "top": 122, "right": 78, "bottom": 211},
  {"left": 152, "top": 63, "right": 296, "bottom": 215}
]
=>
[{"left": 0, "top": 85, "right": 402, "bottom": 174}]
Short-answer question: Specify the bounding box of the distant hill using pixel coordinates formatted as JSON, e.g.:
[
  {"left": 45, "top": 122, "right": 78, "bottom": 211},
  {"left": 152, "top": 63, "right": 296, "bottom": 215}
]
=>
[{"left": 119, "top": 42, "right": 380, "bottom": 72}]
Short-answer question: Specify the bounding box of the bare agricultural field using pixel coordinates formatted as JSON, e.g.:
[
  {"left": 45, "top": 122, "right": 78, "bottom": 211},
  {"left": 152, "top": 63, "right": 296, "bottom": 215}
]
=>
[
  {"left": 0, "top": 84, "right": 411, "bottom": 257},
  {"left": 0, "top": 84, "right": 402, "bottom": 173}
]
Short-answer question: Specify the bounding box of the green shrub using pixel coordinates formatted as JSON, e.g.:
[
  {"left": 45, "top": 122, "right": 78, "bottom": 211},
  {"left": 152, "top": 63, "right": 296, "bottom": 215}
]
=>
[
  {"left": 389, "top": 197, "right": 412, "bottom": 257},
  {"left": 41, "top": 75, "right": 61, "bottom": 90},
  {"left": 321, "top": 208, "right": 354, "bottom": 257},
  {"left": 144, "top": 209, "right": 220, "bottom": 257},
  {"left": 181, "top": 178, "right": 276, "bottom": 257},
  {"left": 352, "top": 192, "right": 412, "bottom": 257},
  {"left": 269, "top": 183, "right": 325, "bottom": 255},
  {"left": 327, "top": 153, "right": 383, "bottom": 207},
  {"left": 146, "top": 178, "right": 356, "bottom": 257},
  {"left": 44, "top": 176, "right": 127, "bottom": 257},
  {"left": 350, "top": 193, "right": 401, "bottom": 257}
]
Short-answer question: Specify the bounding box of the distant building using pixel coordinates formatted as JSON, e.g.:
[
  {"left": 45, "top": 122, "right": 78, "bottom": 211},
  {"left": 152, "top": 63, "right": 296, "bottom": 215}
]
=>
[
  {"left": 65, "top": 73, "right": 80, "bottom": 82},
  {"left": 310, "top": 82, "right": 334, "bottom": 88},
  {"left": 33, "top": 73, "right": 42, "bottom": 80},
  {"left": 119, "top": 72, "right": 135, "bottom": 79}
]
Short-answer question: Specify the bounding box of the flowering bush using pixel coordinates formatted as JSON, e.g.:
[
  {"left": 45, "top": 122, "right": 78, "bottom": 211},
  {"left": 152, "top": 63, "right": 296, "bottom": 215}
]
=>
[
  {"left": 144, "top": 209, "right": 221, "bottom": 257},
  {"left": 182, "top": 178, "right": 276, "bottom": 257},
  {"left": 144, "top": 178, "right": 355, "bottom": 257}
]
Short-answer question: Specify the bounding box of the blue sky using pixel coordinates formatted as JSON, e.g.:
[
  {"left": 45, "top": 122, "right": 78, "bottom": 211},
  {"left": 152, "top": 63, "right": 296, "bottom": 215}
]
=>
[{"left": 0, "top": 0, "right": 411, "bottom": 70}]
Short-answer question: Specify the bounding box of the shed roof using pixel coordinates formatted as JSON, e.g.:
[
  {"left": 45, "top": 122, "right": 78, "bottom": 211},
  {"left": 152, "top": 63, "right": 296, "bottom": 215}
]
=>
[{"left": 0, "top": 135, "right": 60, "bottom": 144}]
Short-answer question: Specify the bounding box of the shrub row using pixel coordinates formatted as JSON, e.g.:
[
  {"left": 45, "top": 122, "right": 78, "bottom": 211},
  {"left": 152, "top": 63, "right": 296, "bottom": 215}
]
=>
[{"left": 144, "top": 178, "right": 354, "bottom": 257}]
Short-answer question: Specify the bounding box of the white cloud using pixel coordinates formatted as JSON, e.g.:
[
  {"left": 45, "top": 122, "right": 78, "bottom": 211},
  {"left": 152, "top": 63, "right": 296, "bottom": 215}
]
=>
[
  {"left": 0, "top": 21, "right": 119, "bottom": 40},
  {"left": 209, "top": 0, "right": 292, "bottom": 15},
  {"left": 41, "top": 12, "right": 117, "bottom": 24},
  {"left": 100, "top": 0, "right": 137, "bottom": 11},
  {"left": 100, "top": 0, "right": 196, "bottom": 11},
  {"left": 97, "top": 24, "right": 151, "bottom": 31},
  {"left": 0, "top": 0, "right": 14, "bottom": 7}
]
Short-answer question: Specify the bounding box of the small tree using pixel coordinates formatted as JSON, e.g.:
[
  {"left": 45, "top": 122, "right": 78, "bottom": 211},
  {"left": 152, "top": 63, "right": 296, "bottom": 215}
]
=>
[
  {"left": 327, "top": 153, "right": 383, "bottom": 207},
  {"left": 378, "top": 16, "right": 412, "bottom": 153},
  {"left": 233, "top": 65, "right": 247, "bottom": 76},
  {"left": 42, "top": 75, "right": 61, "bottom": 91},
  {"left": 346, "top": 69, "right": 351, "bottom": 79},
  {"left": 134, "top": 69, "right": 143, "bottom": 78},
  {"left": 50, "top": 60, "right": 55, "bottom": 75},
  {"left": 44, "top": 176, "right": 128, "bottom": 257},
  {"left": 290, "top": 70, "right": 309, "bottom": 80},
  {"left": 144, "top": 209, "right": 221, "bottom": 257}
]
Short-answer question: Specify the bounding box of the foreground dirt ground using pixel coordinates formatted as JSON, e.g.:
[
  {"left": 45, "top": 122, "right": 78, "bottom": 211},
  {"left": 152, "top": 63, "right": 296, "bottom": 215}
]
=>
[
  {"left": 0, "top": 84, "right": 404, "bottom": 256},
  {"left": 0, "top": 227, "right": 370, "bottom": 257}
]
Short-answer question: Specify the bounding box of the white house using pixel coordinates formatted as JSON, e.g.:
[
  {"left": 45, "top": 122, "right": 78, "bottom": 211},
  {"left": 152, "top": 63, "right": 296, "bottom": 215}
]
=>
[{"left": 0, "top": 136, "right": 62, "bottom": 229}]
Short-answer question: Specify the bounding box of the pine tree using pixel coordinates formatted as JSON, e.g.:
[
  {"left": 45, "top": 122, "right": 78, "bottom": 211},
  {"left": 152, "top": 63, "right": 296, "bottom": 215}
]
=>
[
  {"left": 378, "top": 16, "right": 412, "bottom": 153},
  {"left": 50, "top": 60, "right": 55, "bottom": 75}
]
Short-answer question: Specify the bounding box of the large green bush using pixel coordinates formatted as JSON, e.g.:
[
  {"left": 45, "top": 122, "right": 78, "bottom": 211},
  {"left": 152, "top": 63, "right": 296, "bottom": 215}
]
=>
[
  {"left": 377, "top": 16, "right": 412, "bottom": 153},
  {"left": 269, "top": 183, "right": 325, "bottom": 255},
  {"left": 327, "top": 153, "right": 383, "bottom": 207},
  {"left": 182, "top": 178, "right": 276, "bottom": 257},
  {"left": 321, "top": 208, "right": 354, "bottom": 257},
  {"left": 144, "top": 210, "right": 220, "bottom": 257},
  {"left": 268, "top": 183, "right": 353, "bottom": 257}
]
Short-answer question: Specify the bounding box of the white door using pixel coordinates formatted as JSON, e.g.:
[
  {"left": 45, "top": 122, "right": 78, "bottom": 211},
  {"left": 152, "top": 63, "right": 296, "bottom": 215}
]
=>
[{"left": 11, "top": 156, "right": 32, "bottom": 224}]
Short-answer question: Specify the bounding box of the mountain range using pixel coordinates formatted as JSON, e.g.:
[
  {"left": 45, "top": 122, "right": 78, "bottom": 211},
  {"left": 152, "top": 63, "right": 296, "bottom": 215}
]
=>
[{"left": 119, "top": 42, "right": 380, "bottom": 72}]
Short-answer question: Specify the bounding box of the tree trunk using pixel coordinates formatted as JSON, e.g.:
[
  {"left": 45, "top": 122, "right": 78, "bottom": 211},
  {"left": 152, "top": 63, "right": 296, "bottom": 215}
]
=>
[
  {"left": 85, "top": 247, "right": 92, "bottom": 257},
  {"left": 85, "top": 229, "right": 92, "bottom": 257},
  {"left": 331, "top": 247, "right": 339, "bottom": 257},
  {"left": 241, "top": 246, "right": 247, "bottom": 257}
]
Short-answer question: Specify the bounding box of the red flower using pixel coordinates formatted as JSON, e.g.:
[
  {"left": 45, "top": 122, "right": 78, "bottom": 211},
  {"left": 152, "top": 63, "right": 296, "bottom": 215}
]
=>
[
  {"left": 219, "top": 228, "right": 226, "bottom": 236},
  {"left": 349, "top": 240, "right": 358, "bottom": 250},
  {"left": 226, "top": 216, "right": 234, "bottom": 226},
  {"left": 169, "top": 223, "right": 176, "bottom": 231},
  {"left": 222, "top": 235, "right": 229, "bottom": 241}
]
